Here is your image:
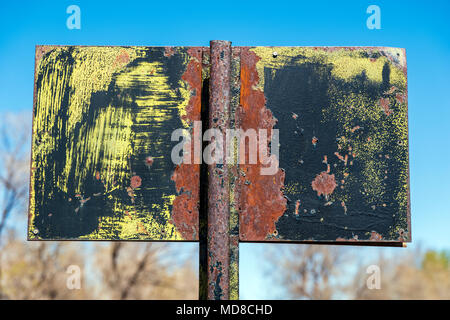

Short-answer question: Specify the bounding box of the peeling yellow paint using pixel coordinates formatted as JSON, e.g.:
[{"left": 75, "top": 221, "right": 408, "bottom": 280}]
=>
[
  {"left": 30, "top": 46, "right": 194, "bottom": 240},
  {"left": 251, "top": 47, "right": 406, "bottom": 89}
]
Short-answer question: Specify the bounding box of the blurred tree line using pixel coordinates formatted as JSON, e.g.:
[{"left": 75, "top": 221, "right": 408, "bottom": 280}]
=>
[
  {"left": 268, "top": 242, "right": 449, "bottom": 299},
  {"left": 0, "top": 112, "right": 448, "bottom": 300}
]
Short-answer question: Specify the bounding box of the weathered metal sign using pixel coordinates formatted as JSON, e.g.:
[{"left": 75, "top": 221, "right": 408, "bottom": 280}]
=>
[
  {"left": 29, "top": 44, "right": 410, "bottom": 245},
  {"left": 28, "top": 42, "right": 410, "bottom": 300},
  {"left": 29, "top": 46, "right": 203, "bottom": 240},
  {"left": 237, "top": 47, "right": 410, "bottom": 244}
]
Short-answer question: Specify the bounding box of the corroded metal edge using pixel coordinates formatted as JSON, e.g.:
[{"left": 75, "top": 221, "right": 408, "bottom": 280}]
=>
[
  {"left": 237, "top": 47, "right": 287, "bottom": 242},
  {"left": 228, "top": 47, "right": 241, "bottom": 300},
  {"left": 403, "top": 48, "right": 411, "bottom": 243},
  {"left": 28, "top": 46, "right": 58, "bottom": 240},
  {"left": 239, "top": 239, "right": 406, "bottom": 247},
  {"left": 170, "top": 47, "right": 203, "bottom": 240}
]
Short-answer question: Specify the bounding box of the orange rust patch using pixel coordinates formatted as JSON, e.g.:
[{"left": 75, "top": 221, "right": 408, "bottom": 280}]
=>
[
  {"left": 336, "top": 235, "right": 358, "bottom": 241},
  {"left": 385, "top": 86, "right": 397, "bottom": 94},
  {"left": 180, "top": 48, "right": 202, "bottom": 124},
  {"left": 170, "top": 48, "right": 202, "bottom": 240},
  {"left": 334, "top": 151, "right": 348, "bottom": 166},
  {"left": 130, "top": 175, "right": 142, "bottom": 189},
  {"left": 295, "top": 200, "right": 300, "bottom": 215},
  {"left": 379, "top": 97, "right": 393, "bottom": 116},
  {"left": 370, "top": 231, "right": 383, "bottom": 241},
  {"left": 398, "top": 229, "right": 406, "bottom": 241},
  {"left": 145, "top": 156, "right": 154, "bottom": 166},
  {"left": 114, "top": 50, "right": 130, "bottom": 66},
  {"left": 341, "top": 200, "right": 347, "bottom": 214},
  {"left": 164, "top": 47, "right": 175, "bottom": 57},
  {"left": 350, "top": 125, "right": 360, "bottom": 133},
  {"left": 137, "top": 222, "right": 150, "bottom": 235},
  {"left": 395, "top": 93, "right": 405, "bottom": 104},
  {"left": 238, "top": 48, "right": 287, "bottom": 241},
  {"left": 311, "top": 171, "right": 337, "bottom": 198},
  {"left": 34, "top": 46, "right": 58, "bottom": 74}
]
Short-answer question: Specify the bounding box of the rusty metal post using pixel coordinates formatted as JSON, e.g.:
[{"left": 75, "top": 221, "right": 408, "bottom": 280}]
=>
[{"left": 206, "top": 40, "right": 231, "bottom": 300}]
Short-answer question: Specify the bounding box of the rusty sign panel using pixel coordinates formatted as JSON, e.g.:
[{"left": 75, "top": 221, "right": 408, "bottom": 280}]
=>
[
  {"left": 237, "top": 47, "right": 410, "bottom": 244},
  {"left": 29, "top": 43, "right": 410, "bottom": 247},
  {"left": 29, "top": 46, "right": 203, "bottom": 240}
]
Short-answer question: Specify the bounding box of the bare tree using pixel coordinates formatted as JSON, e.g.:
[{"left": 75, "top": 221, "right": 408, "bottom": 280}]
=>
[
  {"left": 270, "top": 242, "right": 450, "bottom": 300},
  {"left": 0, "top": 112, "right": 31, "bottom": 298},
  {"left": 0, "top": 112, "right": 30, "bottom": 238},
  {"left": 0, "top": 112, "right": 198, "bottom": 300},
  {"left": 0, "top": 231, "right": 90, "bottom": 299},
  {"left": 350, "top": 247, "right": 450, "bottom": 299},
  {"left": 94, "top": 242, "right": 198, "bottom": 300},
  {"left": 269, "top": 244, "right": 350, "bottom": 299}
]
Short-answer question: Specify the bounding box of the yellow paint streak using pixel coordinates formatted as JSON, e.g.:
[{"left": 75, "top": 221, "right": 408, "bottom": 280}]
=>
[
  {"left": 30, "top": 46, "right": 192, "bottom": 240},
  {"left": 82, "top": 194, "right": 179, "bottom": 240},
  {"left": 251, "top": 47, "right": 406, "bottom": 89}
]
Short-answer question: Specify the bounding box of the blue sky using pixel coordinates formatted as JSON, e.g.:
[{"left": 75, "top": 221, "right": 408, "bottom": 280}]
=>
[{"left": 0, "top": 0, "right": 449, "bottom": 299}]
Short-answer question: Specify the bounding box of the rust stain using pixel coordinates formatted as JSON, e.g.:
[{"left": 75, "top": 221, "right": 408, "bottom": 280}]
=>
[
  {"left": 311, "top": 46, "right": 359, "bottom": 53},
  {"left": 311, "top": 171, "right": 337, "bottom": 198},
  {"left": 180, "top": 48, "right": 202, "bottom": 124},
  {"left": 144, "top": 156, "right": 154, "bottom": 168},
  {"left": 334, "top": 151, "right": 348, "bottom": 166},
  {"left": 170, "top": 47, "right": 202, "bottom": 240},
  {"left": 385, "top": 86, "right": 397, "bottom": 94},
  {"left": 126, "top": 187, "right": 135, "bottom": 204},
  {"left": 130, "top": 175, "right": 142, "bottom": 189},
  {"left": 395, "top": 93, "right": 405, "bottom": 104},
  {"left": 164, "top": 47, "right": 175, "bottom": 58},
  {"left": 336, "top": 235, "right": 358, "bottom": 242},
  {"left": 137, "top": 222, "right": 150, "bottom": 235},
  {"left": 114, "top": 50, "right": 130, "bottom": 66},
  {"left": 34, "top": 45, "right": 58, "bottom": 78},
  {"left": 294, "top": 200, "right": 300, "bottom": 215},
  {"left": 238, "top": 48, "right": 287, "bottom": 241},
  {"left": 370, "top": 231, "right": 383, "bottom": 241},
  {"left": 379, "top": 97, "right": 393, "bottom": 116},
  {"left": 341, "top": 201, "right": 347, "bottom": 214},
  {"left": 398, "top": 228, "right": 406, "bottom": 241}
]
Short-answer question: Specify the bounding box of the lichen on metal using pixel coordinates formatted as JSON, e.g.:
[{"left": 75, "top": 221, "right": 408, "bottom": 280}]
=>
[
  {"left": 237, "top": 46, "right": 410, "bottom": 243},
  {"left": 228, "top": 46, "right": 242, "bottom": 300}
]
